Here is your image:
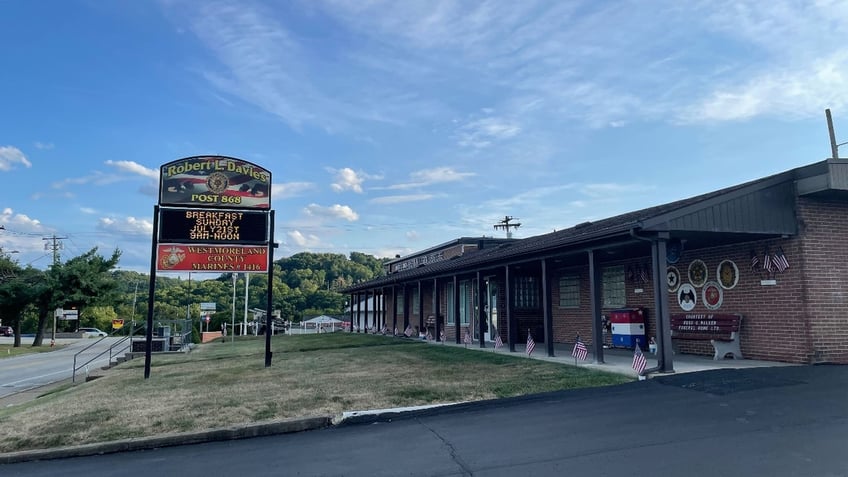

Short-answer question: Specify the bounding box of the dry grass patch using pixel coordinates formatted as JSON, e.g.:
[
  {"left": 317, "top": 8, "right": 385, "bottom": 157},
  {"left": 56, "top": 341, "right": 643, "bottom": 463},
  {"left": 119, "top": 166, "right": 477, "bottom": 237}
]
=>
[{"left": 0, "top": 333, "right": 630, "bottom": 453}]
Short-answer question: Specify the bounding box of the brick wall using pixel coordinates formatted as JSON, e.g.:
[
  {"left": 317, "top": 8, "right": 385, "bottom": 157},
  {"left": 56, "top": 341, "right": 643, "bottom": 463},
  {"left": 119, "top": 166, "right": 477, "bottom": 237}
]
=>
[{"left": 798, "top": 197, "right": 848, "bottom": 364}]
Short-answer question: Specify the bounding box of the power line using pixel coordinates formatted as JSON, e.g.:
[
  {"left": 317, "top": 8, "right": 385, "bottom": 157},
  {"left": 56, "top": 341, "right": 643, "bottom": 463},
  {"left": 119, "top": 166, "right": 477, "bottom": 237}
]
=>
[{"left": 42, "top": 235, "right": 67, "bottom": 266}]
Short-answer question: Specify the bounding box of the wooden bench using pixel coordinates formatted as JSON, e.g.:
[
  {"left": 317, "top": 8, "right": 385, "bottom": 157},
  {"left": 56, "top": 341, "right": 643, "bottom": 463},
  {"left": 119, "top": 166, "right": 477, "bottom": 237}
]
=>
[{"left": 670, "top": 313, "right": 743, "bottom": 360}]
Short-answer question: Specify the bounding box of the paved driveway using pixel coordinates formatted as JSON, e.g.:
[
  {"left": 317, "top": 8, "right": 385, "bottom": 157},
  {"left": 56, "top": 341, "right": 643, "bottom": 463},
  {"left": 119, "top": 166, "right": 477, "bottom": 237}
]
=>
[{"left": 2, "top": 364, "right": 846, "bottom": 476}]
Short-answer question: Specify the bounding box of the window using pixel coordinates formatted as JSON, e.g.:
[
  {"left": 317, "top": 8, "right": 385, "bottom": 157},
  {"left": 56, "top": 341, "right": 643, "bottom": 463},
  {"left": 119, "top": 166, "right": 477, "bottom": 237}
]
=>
[
  {"left": 514, "top": 275, "right": 539, "bottom": 309},
  {"left": 558, "top": 275, "right": 580, "bottom": 308},
  {"left": 602, "top": 266, "right": 626, "bottom": 308},
  {"left": 459, "top": 280, "right": 472, "bottom": 325},
  {"left": 396, "top": 291, "right": 404, "bottom": 315},
  {"left": 446, "top": 282, "right": 455, "bottom": 324},
  {"left": 412, "top": 287, "right": 420, "bottom": 315}
]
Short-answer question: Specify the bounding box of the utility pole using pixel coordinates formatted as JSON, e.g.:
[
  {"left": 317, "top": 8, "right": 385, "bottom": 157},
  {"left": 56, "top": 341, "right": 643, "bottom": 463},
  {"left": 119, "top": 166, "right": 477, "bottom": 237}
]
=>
[
  {"left": 42, "top": 234, "right": 66, "bottom": 266},
  {"left": 826, "top": 108, "right": 846, "bottom": 160},
  {"left": 493, "top": 216, "right": 521, "bottom": 239}
]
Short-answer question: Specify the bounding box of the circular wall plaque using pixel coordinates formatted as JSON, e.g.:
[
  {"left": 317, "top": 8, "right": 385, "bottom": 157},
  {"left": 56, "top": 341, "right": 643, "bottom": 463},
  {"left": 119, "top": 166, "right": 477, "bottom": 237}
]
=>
[
  {"left": 667, "top": 266, "right": 681, "bottom": 293},
  {"left": 717, "top": 259, "right": 739, "bottom": 290},
  {"left": 677, "top": 283, "right": 697, "bottom": 311},
  {"left": 666, "top": 239, "right": 682, "bottom": 264},
  {"left": 688, "top": 259, "right": 708, "bottom": 288},
  {"left": 702, "top": 281, "right": 723, "bottom": 310}
]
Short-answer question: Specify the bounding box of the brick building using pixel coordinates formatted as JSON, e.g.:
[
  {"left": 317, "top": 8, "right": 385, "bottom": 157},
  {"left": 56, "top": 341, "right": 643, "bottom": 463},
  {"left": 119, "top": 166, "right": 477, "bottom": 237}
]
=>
[{"left": 344, "top": 159, "right": 848, "bottom": 369}]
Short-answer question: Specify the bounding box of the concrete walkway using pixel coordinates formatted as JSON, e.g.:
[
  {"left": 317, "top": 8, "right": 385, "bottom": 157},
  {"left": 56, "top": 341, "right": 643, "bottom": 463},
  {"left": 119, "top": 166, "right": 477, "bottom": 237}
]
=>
[{"left": 426, "top": 337, "right": 792, "bottom": 377}]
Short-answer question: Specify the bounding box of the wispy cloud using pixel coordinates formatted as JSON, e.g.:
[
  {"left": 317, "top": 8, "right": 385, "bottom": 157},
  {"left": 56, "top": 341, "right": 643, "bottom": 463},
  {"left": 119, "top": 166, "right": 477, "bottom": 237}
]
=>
[
  {"left": 457, "top": 116, "right": 521, "bottom": 149},
  {"left": 97, "top": 216, "right": 154, "bottom": 236},
  {"left": 369, "top": 194, "right": 435, "bottom": 205},
  {"left": 105, "top": 160, "right": 159, "bottom": 180},
  {"left": 0, "top": 146, "right": 33, "bottom": 171},
  {"left": 287, "top": 229, "right": 323, "bottom": 248},
  {"left": 272, "top": 182, "right": 315, "bottom": 199},
  {"left": 383, "top": 166, "right": 475, "bottom": 190},
  {"left": 303, "top": 203, "right": 359, "bottom": 221},
  {"left": 34, "top": 142, "right": 54, "bottom": 150}
]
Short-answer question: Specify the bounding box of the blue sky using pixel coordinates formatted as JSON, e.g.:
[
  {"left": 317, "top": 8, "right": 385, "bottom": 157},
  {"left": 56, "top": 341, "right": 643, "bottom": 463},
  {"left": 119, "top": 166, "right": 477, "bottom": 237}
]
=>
[{"left": 2, "top": 0, "right": 848, "bottom": 272}]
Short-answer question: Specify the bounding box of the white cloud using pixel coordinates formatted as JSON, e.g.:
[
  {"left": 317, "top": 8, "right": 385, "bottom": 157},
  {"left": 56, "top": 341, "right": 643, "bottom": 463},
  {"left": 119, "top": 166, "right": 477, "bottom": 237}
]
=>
[
  {"left": 1, "top": 207, "right": 42, "bottom": 229},
  {"left": 97, "top": 217, "right": 154, "bottom": 236},
  {"left": 272, "top": 182, "right": 315, "bottom": 199},
  {"left": 329, "top": 167, "right": 366, "bottom": 193},
  {"left": 287, "top": 229, "right": 322, "bottom": 248},
  {"left": 105, "top": 160, "right": 159, "bottom": 180},
  {"left": 34, "top": 142, "right": 54, "bottom": 150},
  {"left": 0, "top": 146, "right": 33, "bottom": 171},
  {"left": 303, "top": 203, "right": 359, "bottom": 221},
  {"left": 52, "top": 171, "right": 123, "bottom": 189},
  {"left": 80, "top": 207, "right": 97, "bottom": 215},
  {"left": 406, "top": 230, "right": 419, "bottom": 241}
]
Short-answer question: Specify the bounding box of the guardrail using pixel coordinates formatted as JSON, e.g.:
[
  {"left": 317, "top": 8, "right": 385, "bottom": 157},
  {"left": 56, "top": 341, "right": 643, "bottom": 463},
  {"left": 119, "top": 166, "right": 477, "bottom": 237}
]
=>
[{"left": 72, "top": 324, "right": 144, "bottom": 383}]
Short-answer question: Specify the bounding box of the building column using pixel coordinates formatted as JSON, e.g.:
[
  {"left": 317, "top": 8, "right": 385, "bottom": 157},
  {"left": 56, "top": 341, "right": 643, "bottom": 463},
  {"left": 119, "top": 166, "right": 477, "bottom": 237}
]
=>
[
  {"left": 418, "top": 281, "right": 424, "bottom": 334},
  {"left": 542, "top": 258, "right": 554, "bottom": 357},
  {"left": 355, "top": 292, "right": 362, "bottom": 333},
  {"left": 433, "top": 278, "right": 441, "bottom": 341},
  {"left": 453, "top": 275, "right": 460, "bottom": 344},
  {"left": 392, "top": 285, "right": 398, "bottom": 334},
  {"left": 363, "top": 290, "right": 370, "bottom": 332},
  {"left": 477, "top": 271, "right": 486, "bottom": 348},
  {"left": 652, "top": 238, "right": 674, "bottom": 373},
  {"left": 588, "top": 250, "right": 604, "bottom": 363},
  {"left": 506, "top": 265, "right": 515, "bottom": 352}
]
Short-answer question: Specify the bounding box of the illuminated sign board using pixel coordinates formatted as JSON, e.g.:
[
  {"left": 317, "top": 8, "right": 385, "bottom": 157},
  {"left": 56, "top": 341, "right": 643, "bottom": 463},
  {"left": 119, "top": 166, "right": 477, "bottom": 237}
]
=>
[
  {"left": 159, "top": 156, "right": 271, "bottom": 209},
  {"left": 157, "top": 244, "right": 269, "bottom": 272},
  {"left": 158, "top": 208, "right": 268, "bottom": 245}
]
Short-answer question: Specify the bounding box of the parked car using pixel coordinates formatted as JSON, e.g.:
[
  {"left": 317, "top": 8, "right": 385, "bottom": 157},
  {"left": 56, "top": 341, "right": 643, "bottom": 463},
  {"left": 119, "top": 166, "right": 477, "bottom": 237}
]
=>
[
  {"left": 0, "top": 325, "right": 12, "bottom": 337},
  {"left": 80, "top": 327, "right": 107, "bottom": 338}
]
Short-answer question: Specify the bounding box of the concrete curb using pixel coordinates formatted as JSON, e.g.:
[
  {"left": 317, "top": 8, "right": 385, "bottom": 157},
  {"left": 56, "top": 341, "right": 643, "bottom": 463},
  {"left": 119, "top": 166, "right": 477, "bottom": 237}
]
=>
[{"left": 0, "top": 416, "right": 332, "bottom": 464}]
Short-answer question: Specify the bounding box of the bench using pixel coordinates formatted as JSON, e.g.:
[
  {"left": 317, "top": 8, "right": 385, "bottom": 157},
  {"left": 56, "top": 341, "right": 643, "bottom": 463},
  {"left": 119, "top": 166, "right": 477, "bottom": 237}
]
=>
[{"left": 670, "top": 313, "right": 743, "bottom": 360}]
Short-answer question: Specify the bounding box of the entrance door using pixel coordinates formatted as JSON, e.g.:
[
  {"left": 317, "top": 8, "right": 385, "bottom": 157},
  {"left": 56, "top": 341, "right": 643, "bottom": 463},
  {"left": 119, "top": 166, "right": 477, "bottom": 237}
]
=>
[{"left": 485, "top": 280, "right": 498, "bottom": 342}]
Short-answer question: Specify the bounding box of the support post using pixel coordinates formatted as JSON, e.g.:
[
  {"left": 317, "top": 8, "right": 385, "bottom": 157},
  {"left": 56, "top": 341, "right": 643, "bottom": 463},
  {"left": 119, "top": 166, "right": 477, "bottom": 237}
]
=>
[
  {"left": 542, "top": 259, "right": 554, "bottom": 357},
  {"left": 588, "top": 250, "right": 604, "bottom": 364}
]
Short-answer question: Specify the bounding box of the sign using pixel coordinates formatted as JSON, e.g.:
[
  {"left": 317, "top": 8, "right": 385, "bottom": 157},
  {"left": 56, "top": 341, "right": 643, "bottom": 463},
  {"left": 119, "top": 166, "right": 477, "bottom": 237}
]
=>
[
  {"left": 61, "top": 309, "right": 79, "bottom": 321},
  {"left": 112, "top": 319, "right": 124, "bottom": 330},
  {"left": 157, "top": 244, "right": 269, "bottom": 272},
  {"left": 159, "top": 208, "right": 268, "bottom": 244},
  {"left": 159, "top": 156, "right": 271, "bottom": 209},
  {"left": 200, "top": 302, "right": 217, "bottom": 311}
]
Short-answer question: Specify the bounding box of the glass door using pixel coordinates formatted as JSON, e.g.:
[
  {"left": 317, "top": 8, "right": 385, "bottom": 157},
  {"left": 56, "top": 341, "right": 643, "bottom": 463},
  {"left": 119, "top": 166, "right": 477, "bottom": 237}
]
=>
[{"left": 485, "top": 279, "right": 498, "bottom": 342}]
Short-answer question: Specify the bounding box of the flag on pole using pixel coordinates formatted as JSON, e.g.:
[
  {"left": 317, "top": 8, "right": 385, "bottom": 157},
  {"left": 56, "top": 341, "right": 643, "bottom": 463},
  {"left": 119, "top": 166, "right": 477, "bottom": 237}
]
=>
[
  {"left": 632, "top": 345, "right": 647, "bottom": 375},
  {"left": 572, "top": 336, "right": 588, "bottom": 361},
  {"left": 463, "top": 329, "right": 471, "bottom": 346},
  {"left": 426, "top": 331, "right": 433, "bottom": 341},
  {"left": 749, "top": 250, "right": 760, "bottom": 272},
  {"left": 440, "top": 330, "right": 446, "bottom": 342},
  {"left": 773, "top": 246, "right": 790, "bottom": 272},
  {"left": 526, "top": 330, "right": 536, "bottom": 356},
  {"left": 394, "top": 327, "right": 398, "bottom": 336},
  {"left": 494, "top": 333, "right": 504, "bottom": 349},
  {"left": 404, "top": 325, "right": 413, "bottom": 337}
]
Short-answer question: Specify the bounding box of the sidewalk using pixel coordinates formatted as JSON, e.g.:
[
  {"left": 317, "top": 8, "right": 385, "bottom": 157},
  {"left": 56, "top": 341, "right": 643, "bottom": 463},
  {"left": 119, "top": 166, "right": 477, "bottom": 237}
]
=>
[{"left": 428, "top": 338, "right": 793, "bottom": 377}]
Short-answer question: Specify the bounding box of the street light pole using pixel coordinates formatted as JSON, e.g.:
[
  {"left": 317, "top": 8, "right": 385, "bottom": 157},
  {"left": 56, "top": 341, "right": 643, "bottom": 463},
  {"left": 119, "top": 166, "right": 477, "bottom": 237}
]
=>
[{"left": 231, "top": 273, "right": 236, "bottom": 343}]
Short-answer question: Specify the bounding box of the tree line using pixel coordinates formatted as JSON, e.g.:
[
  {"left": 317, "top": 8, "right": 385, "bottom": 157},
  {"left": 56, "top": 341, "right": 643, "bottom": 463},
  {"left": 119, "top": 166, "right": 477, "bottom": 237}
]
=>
[{"left": 0, "top": 249, "right": 388, "bottom": 347}]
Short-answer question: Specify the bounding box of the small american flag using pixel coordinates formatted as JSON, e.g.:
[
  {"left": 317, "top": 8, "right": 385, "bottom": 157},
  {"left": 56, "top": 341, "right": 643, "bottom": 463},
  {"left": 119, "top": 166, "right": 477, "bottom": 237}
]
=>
[
  {"left": 763, "top": 248, "right": 773, "bottom": 273},
  {"left": 426, "top": 331, "right": 433, "bottom": 341},
  {"left": 404, "top": 325, "right": 413, "bottom": 337},
  {"left": 632, "top": 345, "right": 647, "bottom": 375},
  {"left": 773, "top": 246, "right": 790, "bottom": 272},
  {"left": 394, "top": 327, "right": 398, "bottom": 336},
  {"left": 526, "top": 330, "right": 535, "bottom": 356},
  {"left": 463, "top": 329, "right": 471, "bottom": 345},
  {"left": 750, "top": 250, "right": 760, "bottom": 272},
  {"left": 572, "top": 336, "right": 588, "bottom": 361},
  {"left": 440, "top": 330, "right": 445, "bottom": 342},
  {"left": 494, "top": 333, "right": 504, "bottom": 349}
]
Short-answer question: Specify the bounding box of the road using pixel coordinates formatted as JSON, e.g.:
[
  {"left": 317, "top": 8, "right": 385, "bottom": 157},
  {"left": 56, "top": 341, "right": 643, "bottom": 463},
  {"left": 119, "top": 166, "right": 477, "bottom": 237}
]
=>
[
  {"left": 2, "top": 364, "right": 846, "bottom": 476},
  {"left": 0, "top": 337, "right": 120, "bottom": 398}
]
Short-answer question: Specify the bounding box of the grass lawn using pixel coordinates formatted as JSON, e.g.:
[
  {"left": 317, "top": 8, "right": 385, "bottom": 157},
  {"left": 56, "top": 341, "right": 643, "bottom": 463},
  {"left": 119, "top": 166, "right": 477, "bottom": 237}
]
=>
[
  {"left": 0, "top": 343, "right": 66, "bottom": 358},
  {"left": 0, "top": 333, "right": 631, "bottom": 453}
]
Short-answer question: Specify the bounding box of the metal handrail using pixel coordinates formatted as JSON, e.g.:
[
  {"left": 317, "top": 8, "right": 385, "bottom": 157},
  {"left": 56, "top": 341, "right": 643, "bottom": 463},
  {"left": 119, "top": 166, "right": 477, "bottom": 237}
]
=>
[{"left": 72, "top": 324, "right": 145, "bottom": 383}]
